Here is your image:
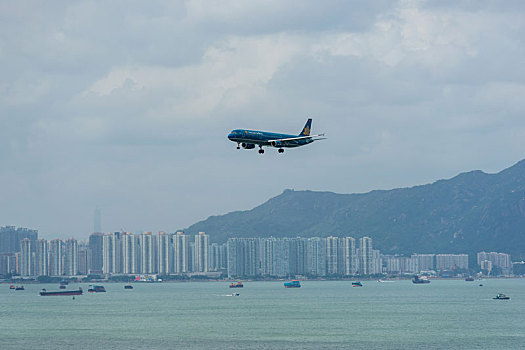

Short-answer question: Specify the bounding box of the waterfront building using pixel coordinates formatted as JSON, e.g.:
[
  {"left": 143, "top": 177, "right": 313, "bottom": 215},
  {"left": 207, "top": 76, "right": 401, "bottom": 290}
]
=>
[
  {"left": 0, "top": 226, "right": 38, "bottom": 254},
  {"left": 19, "top": 238, "right": 33, "bottom": 276},
  {"left": 287, "top": 237, "right": 308, "bottom": 276},
  {"left": 158, "top": 232, "right": 171, "bottom": 275},
  {"left": 88, "top": 233, "right": 104, "bottom": 274},
  {"left": 412, "top": 254, "right": 435, "bottom": 272},
  {"left": 64, "top": 238, "right": 78, "bottom": 276},
  {"left": 307, "top": 237, "right": 326, "bottom": 276},
  {"left": 194, "top": 232, "right": 209, "bottom": 273},
  {"left": 49, "top": 239, "right": 64, "bottom": 276},
  {"left": 78, "top": 242, "right": 89, "bottom": 275},
  {"left": 140, "top": 232, "right": 156, "bottom": 274},
  {"left": 102, "top": 233, "right": 117, "bottom": 274},
  {"left": 35, "top": 239, "right": 49, "bottom": 276},
  {"left": 174, "top": 232, "right": 190, "bottom": 274},
  {"left": 477, "top": 252, "right": 511, "bottom": 271},
  {"left": 121, "top": 233, "right": 137, "bottom": 274},
  {"left": 209, "top": 242, "right": 227, "bottom": 271},
  {"left": 339, "top": 237, "right": 356, "bottom": 275},
  {"left": 0, "top": 253, "right": 17, "bottom": 275},
  {"left": 326, "top": 236, "right": 339, "bottom": 275},
  {"left": 435, "top": 254, "right": 468, "bottom": 270},
  {"left": 227, "top": 238, "right": 259, "bottom": 278},
  {"left": 372, "top": 249, "right": 382, "bottom": 274},
  {"left": 358, "top": 236, "right": 373, "bottom": 275}
]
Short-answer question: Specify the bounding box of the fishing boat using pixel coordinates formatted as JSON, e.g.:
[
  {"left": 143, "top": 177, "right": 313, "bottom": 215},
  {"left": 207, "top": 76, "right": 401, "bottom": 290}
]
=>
[
  {"left": 284, "top": 280, "right": 301, "bottom": 288},
  {"left": 40, "top": 288, "right": 83, "bottom": 296},
  {"left": 229, "top": 281, "right": 244, "bottom": 288},
  {"left": 493, "top": 293, "right": 510, "bottom": 300},
  {"left": 352, "top": 281, "right": 363, "bottom": 287}
]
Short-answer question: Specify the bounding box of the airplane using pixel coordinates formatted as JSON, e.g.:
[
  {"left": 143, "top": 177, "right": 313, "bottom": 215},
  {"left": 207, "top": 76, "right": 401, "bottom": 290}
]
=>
[{"left": 227, "top": 118, "right": 326, "bottom": 154}]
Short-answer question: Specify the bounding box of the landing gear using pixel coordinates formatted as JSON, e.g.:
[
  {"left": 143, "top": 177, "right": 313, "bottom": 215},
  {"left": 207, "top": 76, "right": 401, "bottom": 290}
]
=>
[
  {"left": 237, "top": 143, "right": 240, "bottom": 150},
  {"left": 258, "top": 146, "right": 264, "bottom": 154},
  {"left": 278, "top": 148, "right": 284, "bottom": 153}
]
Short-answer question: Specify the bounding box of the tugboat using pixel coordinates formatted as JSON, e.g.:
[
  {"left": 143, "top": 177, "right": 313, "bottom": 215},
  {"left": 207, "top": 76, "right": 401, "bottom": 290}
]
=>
[
  {"left": 352, "top": 281, "right": 363, "bottom": 287},
  {"left": 493, "top": 293, "right": 510, "bottom": 300},
  {"left": 412, "top": 275, "right": 430, "bottom": 284},
  {"left": 88, "top": 285, "right": 106, "bottom": 293},
  {"left": 229, "top": 281, "right": 244, "bottom": 288},
  {"left": 284, "top": 280, "right": 301, "bottom": 288}
]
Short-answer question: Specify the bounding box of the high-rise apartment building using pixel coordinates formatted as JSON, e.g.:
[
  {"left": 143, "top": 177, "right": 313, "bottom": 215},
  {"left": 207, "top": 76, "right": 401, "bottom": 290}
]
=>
[
  {"left": 326, "top": 236, "right": 339, "bottom": 275},
  {"left": 64, "top": 238, "right": 78, "bottom": 276},
  {"left": 102, "top": 233, "right": 117, "bottom": 274},
  {"left": 19, "top": 238, "right": 33, "bottom": 276},
  {"left": 194, "top": 232, "right": 209, "bottom": 273},
  {"left": 35, "top": 239, "right": 48, "bottom": 276},
  {"left": 121, "top": 233, "right": 137, "bottom": 274},
  {"left": 477, "top": 252, "right": 511, "bottom": 270},
  {"left": 435, "top": 254, "right": 468, "bottom": 270},
  {"left": 340, "top": 237, "right": 356, "bottom": 275},
  {"left": 359, "top": 236, "right": 373, "bottom": 275},
  {"left": 140, "top": 232, "right": 156, "bottom": 274},
  {"left": 157, "top": 232, "right": 171, "bottom": 275},
  {"left": 88, "top": 233, "right": 104, "bottom": 274},
  {"left": 0, "top": 226, "right": 38, "bottom": 254},
  {"left": 411, "top": 254, "right": 435, "bottom": 272},
  {"left": 307, "top": 237, "right": 326, "bottom": 276},
  {"left": 174, "top": 232, "right": 190, "bottom": 274},
  {"left": 227, "top": 238, "right": 259, "bottom": 278},
  {"left": 49, "top": 239, "right": 63, "bottom": 276}
]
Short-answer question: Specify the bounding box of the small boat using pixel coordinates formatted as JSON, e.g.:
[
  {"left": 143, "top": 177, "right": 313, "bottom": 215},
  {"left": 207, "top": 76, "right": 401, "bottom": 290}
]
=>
[
  {"left": 40, "top": 288, "right": 83, "bottom": 296},
  {"left": 88, "top": 285, "right": 106, "bottom": 293},
  {"left": 284, "top": 280, "right": 301, "bottom": 288},
  {"left": 59, "top": 285, "right": 66, "bottom": 289},
  {"left": 352, "top": 281, "right": 363, "bottom": 287},
  {"left": 231, "top": 292, "right": 240, "bottom": 296},
  {"left": 479, "top": 284, "right": 483, "bottom": 287},
  {"left": 15, "top": 286, "right": 24, "bottom": 290},
  {"left": 493, "top": 293, "right": 510, "bottom": 300},
  {"left": 412, "top": 275, "right": 430, "bottom": 284},
  {"left": 465, "top": 276, "right": 474, "bottom": 281},
  {"left": 229, "top": 281, "right": 244, "bottom": 288},
  {"left": 9, "top": 285, "right": 15, "bottom": 290},
  {"left": 124, "top": 284, "right": 133, "bottom": 289}
]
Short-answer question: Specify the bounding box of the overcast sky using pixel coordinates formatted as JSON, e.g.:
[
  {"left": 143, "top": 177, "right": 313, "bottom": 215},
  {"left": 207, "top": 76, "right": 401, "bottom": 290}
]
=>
[{"left": 1, "top": 0, "right": 525, "bottom": 240}]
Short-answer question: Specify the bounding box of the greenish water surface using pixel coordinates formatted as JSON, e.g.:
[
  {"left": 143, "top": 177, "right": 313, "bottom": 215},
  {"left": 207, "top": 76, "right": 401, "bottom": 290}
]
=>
[{"left": 1, "top": 279, "right": 523, "bottom": 349}]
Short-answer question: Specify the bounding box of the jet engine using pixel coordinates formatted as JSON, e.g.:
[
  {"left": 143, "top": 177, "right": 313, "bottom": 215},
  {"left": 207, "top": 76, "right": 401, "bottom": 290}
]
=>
[
  {"left": 270, "top": 140, "right": 284, "bottom": 147},
  {"left": 241, "top": 143, "right": 255, "bottom": 149}
]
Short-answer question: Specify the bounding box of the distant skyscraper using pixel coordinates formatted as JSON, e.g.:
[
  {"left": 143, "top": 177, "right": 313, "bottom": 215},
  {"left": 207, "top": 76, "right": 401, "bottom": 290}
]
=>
[
  {"left": 78, "top": 242, "right": 89, "bottom": 275},
  {"left": 307, "top": 237, "right": 326, "bottom": 276},
  {"left": 88, "top": 233, "right": 104, "bottom": 274},
  {"left": 157, "top": 232, "right": 171, "bottom": 275},
  {"left": 359, "top": 236, "right": 373, "bottom": 275},
  {"left": 103, "top": 233, "right": 117, "bottom": 274},
  {"left": 19, "top": 238, "right": 33, "bottom": 276},
  {"left": 94, "top": 207, "right": 101, "bottom": 233},
  {"left": 194, "top": 232, "right": 209, "bottom": 273},
  {"left": 35, "top": 239, "right": 49, "bottom": 276},
  {"left": 174, "top": 232, "right": 190, "bottom": 274},
  {"left": 64, "top": 238, "right": 78, "bottom": 276},
  {"left": 121, "top": 233, "right": 137, "bottom": 274},
  {"left": 49, "top": 239, "right": 64, "bottom": 276}
]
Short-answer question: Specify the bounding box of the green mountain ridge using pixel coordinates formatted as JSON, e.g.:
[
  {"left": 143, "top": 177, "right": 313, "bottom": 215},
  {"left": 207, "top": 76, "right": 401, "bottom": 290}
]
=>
[{"left": 185, "top": 159, "right": 525, "bottom": 258}]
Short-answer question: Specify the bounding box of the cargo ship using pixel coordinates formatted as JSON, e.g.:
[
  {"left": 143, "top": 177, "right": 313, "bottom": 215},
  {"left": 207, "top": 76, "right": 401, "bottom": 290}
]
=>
[
  {"left": 229, "top": 281, "right": 244, "bottom": 288},
  {"left": 284, "top": 280, "right": 301, "bottom": 288},
  {"left": 88, "top": 285, "right": 106, "bottom": 293},
  {"left": 40, "top": 288, "right": 83, "bottom": 296}
]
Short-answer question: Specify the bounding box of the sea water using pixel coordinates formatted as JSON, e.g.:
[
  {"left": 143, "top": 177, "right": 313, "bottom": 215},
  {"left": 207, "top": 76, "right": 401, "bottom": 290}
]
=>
[{"left": 1, "top": 279, "right": 524, "bottom": 349}]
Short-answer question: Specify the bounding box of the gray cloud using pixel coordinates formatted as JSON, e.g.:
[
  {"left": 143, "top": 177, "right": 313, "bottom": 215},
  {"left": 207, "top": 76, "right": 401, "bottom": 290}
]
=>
[{"left": 1, "top": 1, "right": 525, "bottom": 239}]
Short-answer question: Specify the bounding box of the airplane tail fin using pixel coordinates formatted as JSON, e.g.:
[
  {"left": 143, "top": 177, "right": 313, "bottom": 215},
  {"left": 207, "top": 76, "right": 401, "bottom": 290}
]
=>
[{"left": 299, "top": 118, "right": 312, "bottom": 136}]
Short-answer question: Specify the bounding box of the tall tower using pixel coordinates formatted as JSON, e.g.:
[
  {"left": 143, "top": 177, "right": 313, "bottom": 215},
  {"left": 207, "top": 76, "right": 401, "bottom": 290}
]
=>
[
  {"left": 49, "top": 239, "right": 64, "bottom": 276},
  {"left": 88, "top": 233, "right": 104, "bottom": 274},
  {"left": 35, "top": 239, "right": 49, "bottom": 276},
  {"left": 64, "top": 238, "right": 78, "bottom": 276},
  {"left": 19, "top": 238, "right": 33, "bottom": 276},
  {"left": 157, "top": 232, "right": 170, "bottom": 275},
  {"left": 174, "top": 232, "right": 189, "bottom": 274},
  {"left": 359, "top": 236, "right": 373, "bottom": 275},
  {"left": 194, "top": 232, "right": 209, "bottom": 273}
]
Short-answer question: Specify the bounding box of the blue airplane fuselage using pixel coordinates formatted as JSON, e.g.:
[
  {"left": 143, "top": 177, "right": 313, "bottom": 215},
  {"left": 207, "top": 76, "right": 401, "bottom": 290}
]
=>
[{"left": 228, "top": 129, "right": 312, "bottom": 148}]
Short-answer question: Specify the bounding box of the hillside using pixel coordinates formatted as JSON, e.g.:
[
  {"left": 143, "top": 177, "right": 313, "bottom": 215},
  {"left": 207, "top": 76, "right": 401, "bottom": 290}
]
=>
[{"left": 185, "top": 160, "right": 525, "bottom": 257}]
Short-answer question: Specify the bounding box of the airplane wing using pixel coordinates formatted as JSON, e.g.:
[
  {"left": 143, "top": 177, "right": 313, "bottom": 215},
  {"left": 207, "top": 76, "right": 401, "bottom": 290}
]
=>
[{"left": 268, "top": 134, "right": 326, "bottom": 143}]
